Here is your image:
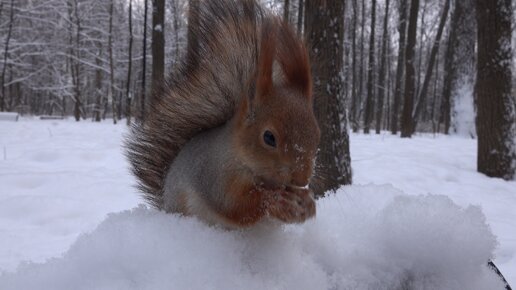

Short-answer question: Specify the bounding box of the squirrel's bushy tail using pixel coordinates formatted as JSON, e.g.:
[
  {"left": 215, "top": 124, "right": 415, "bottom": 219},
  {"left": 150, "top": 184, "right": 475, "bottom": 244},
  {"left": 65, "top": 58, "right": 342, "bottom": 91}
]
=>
[
  {"left": 126, "top": 0, "right": 262, "bottom": 208},
  {"left": 126, "top": 0, "right": 310, "bottom": 209}
]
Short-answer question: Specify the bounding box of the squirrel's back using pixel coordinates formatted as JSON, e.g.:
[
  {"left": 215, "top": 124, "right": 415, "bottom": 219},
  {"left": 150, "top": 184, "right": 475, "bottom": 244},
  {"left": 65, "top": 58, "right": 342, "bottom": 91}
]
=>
[{"left": 126, "top": 0, "right": 265, "bottom": 208}]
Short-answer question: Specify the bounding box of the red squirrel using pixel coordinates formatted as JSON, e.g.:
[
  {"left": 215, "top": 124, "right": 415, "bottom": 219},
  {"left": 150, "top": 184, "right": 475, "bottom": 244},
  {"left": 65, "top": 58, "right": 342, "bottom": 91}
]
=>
[{"left": 126, "top": 0, "right": 320, "bottom": 228}]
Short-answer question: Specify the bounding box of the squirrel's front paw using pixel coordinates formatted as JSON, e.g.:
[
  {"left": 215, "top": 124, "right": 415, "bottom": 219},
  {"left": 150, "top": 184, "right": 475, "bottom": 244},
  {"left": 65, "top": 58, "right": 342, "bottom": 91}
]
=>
[{"left": 266, "top": 187, "right": 316, "bottom": 224}]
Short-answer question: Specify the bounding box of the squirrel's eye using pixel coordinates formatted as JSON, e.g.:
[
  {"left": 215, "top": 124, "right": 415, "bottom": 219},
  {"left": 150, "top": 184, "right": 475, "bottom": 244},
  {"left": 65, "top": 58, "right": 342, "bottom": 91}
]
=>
[{"left": 263, "top": 130, "right": 276, "bottom": 147}]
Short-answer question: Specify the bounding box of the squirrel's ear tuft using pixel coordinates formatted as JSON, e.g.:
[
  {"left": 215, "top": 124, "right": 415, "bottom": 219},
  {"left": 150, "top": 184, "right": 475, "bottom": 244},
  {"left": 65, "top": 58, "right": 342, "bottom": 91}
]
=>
[
  {"left": 255, "top": 19, "right": 276, "bottom": 100},
  {"left": 276, "top": 21, "right": 312, "bottom": 100}
]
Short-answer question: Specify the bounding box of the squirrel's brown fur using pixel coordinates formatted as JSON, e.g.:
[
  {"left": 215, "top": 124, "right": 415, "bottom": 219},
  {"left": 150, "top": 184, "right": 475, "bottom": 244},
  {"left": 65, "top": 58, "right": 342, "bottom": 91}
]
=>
[{"left": 126, "top": 0, "right": 318, "bottom": 227}]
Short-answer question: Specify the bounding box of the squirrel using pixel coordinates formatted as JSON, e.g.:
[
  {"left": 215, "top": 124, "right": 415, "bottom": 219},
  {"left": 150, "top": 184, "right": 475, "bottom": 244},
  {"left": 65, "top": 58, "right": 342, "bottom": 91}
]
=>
[{"left": 126, "top": 0, "right": 320, "bottom": 229}]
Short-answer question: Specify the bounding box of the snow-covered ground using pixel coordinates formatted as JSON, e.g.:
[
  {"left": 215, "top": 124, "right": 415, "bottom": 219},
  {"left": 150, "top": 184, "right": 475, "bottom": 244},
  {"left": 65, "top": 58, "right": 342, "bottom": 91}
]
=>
[{"left": 0, "top": 118, "right": 515, "bottom": 289}]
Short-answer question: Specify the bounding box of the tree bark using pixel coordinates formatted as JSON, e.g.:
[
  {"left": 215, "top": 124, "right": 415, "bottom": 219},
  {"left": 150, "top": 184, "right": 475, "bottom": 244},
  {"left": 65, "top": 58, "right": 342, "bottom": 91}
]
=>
[
  {"left": 354, "top": 0, "right": 366, "bottom": 132},
  {"left": 305, "top": 0, "right": 352, "bottom": 195},
  {"left": 412, "top": 0, "right": 450, "bottom": 132},
  {"left": 284, "top": 0, "right": 290, "bottom": 22},
  {"left": 475, "top": 0, "right": 515, "bottom": 180},
  {"left": 400, "top": 0, "right": 419, "bottom": 138},
  {"left": 69, "top": 0, "right": 83, "bottom": 121},
  {"left": 186, "top": 0, "right": 200, "bottom": 72},
  {"left": 172, "top": 0, "right": 180, "bottom": 62},
  {"left": 0, "top": 0, "right": 14, "bottom": 112},
  {"left": 140, "top": 0, "right": 149, "bottom": 121},
  {"left": 430, "top": 52, "right": 439, "bottom": 133},
  {"left": 94, "top": 48, "right": 103, "bottom": 122},
  {"left": 363, "top": 0, "right": 376, "bottom": 134},
  {"left": 375, "top": 0, "right": 390, "bottom": 134},
  {"left": 108, "top": 0, "right": 117, "bottom": 124},
  {"left": 126, "top": 0, "right": 134, "bottom": 125},
  {"left": 415, "top": 1, "right": 427, "bottom": 100},
  {"left": 391, "top": 0, "right": 407, "bottom": 134},
  {"left": 151, "top": 0, "right": 165, "bottom": 97},
  {"left": 350, "top": 0, "right": 358, "bottom": 133},
  {"left": 297, "top": 0, "right": 304, "bottom": 34}
]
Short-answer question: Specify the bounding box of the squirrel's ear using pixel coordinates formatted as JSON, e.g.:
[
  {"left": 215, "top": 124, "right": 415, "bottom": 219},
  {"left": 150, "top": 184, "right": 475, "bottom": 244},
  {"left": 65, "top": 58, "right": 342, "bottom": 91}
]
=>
[
  {"left": 255, "top": 19, "right": 276, "bottom": 101},
  {"left": 277, "top": 21, "right": 312, "bottom": 100}
]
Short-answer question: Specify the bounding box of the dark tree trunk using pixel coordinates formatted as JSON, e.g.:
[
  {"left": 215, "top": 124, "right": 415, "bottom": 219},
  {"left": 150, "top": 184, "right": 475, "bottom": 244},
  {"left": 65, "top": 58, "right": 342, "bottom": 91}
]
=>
[
  {"left": 284, "top": 0, "right": 290, "bottom": 22},
  {"left": 391, "top": 0, "right": 407, "bottom": 134},
  {"left": 172, "top": 0, "right": 180, "bottom": 61},
  {"left": 140, "top": 0, "right": 149, "bottom": 121},
  {"left": 415, "top": 1, "right": 427, "bottom": 100},
  {"left": 1, "top": 0, "right": 14, "bottom": 112},
  {"left": 354, "top": 0, "right": 366, "bottom": 132},
  {"left": 400, "top": 0, "right": 419, "bottom": 138},
  {"left": 126, "top": 0, "right": 134, "bottom": 125},
  {"left": 109, "top": 0, "right": 117, "bottom": 124},
  {"left": 305, "top": 0, "right": 352, "bottom": 195},
  {"left": 430, "top": 52, "right": 439, "bottom": 133},
  {"left": 412, "top": 0, "right": 450, "bottom": 132},
  {"left": 151, "top": 0, "right": 165, "bottom": 97},
  {"left": 375, "top": 0, "right": 390, "bottom": 134},
  {"left": 297, "top": 0, "right": 304, "bottom": 34},
  {"left": 186, "top": 0, "right": 200, "bottom": 71},
  {"left": 69, "top": 0, "right": 83, "bottom": 121},
  {"left": 350, "top": 0, "right": 358, "bottom": 133},
  {"left": 94, "top": 48, "right": 103, "bottom": 122},
  {"left": 440, "top": 30, "right": 455, "bottom": 134},
  {"left": 363, "top": 0, "right": 376, "bottom": 134},
  {"left": 475, "top": 0, "right": 515, "bottom": 180}
]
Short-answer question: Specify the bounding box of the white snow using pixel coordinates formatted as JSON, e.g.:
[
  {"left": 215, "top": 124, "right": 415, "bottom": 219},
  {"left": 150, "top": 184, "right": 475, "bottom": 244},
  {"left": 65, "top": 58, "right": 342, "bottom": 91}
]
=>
[{"left": 1, "top": 118, "right": 515, "bottom": 289}]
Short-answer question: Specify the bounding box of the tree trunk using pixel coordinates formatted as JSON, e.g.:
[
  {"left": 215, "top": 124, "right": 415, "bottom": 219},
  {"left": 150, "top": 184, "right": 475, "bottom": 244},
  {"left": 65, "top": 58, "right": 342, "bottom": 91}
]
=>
[
  {"left": 412, "top": 0, "right": 450, "bottom": 132},
  {"left": 400, "top": 0, "right": 419, "bottom": 138},
  {"left": 94, "top": 48, "right": 103, "bottom": 122},
  {"left": 415, "top": 1, "right": 427, "bottom": 100},
  {"left": 305, "top": 0, "right": 352, "bottom": 195},
  {"left": 391, "top": 0, "right": 407, "bottom": 134},
  {"left": 284, "top": 0, "right": 290, "bottom": 22},
  {"left": 108, "top": 0, "right": 117, "bottom": 124},
  {"left": 140, "top": 0, "right": 148, "bottom": 121},
  {"left": 187, "top": 0, "right": 200, "bottom": 72},
  {"left": 297, "top": 0, "right": 304, "bottom": 34},
  {"left": 0, "top": 0, "right": 14, "bottom": 112},
  {"left": 126, "top": 0, "right": 134, "bottom": 125},
  {"left": 375, "top": 0, "right": 390, "bottom": 134},
  {"left": 475, "top": 0, "right": 515, "bottom": 180},
  {"left": 430, "top": 52, "right": 439, "bottom": 134},
  {"left": 69, "top": 0, "right": 83, "bottom": 121},
  {"left": 440, "top": 30, "right": 455, "bottom": 134},
  {"left": 363, "top": 0, "right": 376, "bottom": 134},
  {"left": 172, "top": 0, "right": 180, "bottom": 62},
  {"left": 350, "top": 0, "right": 358, "bottom": 133},
  {"left": 354, "top": 0, "right": 366, "bottom": 132},
  {"left": 151, "top": 0, "right": 165, "bottom": 97}
]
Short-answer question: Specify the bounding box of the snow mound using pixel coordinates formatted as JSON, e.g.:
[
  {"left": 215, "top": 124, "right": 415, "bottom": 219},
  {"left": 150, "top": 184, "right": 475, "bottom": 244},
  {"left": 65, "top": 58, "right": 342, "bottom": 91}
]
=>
[{"left": 0, "top": 185, "right": 505, "bottom": 290}]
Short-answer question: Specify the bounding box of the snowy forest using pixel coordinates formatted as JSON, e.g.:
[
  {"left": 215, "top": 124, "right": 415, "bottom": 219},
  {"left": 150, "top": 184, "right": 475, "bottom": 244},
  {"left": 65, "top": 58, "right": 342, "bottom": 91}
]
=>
[
  {"left": 1, "top": 0, "right": 516, "bottom": 289},
  {"left": 1, "top": 0, "right": 515, "bottom": 180}
]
